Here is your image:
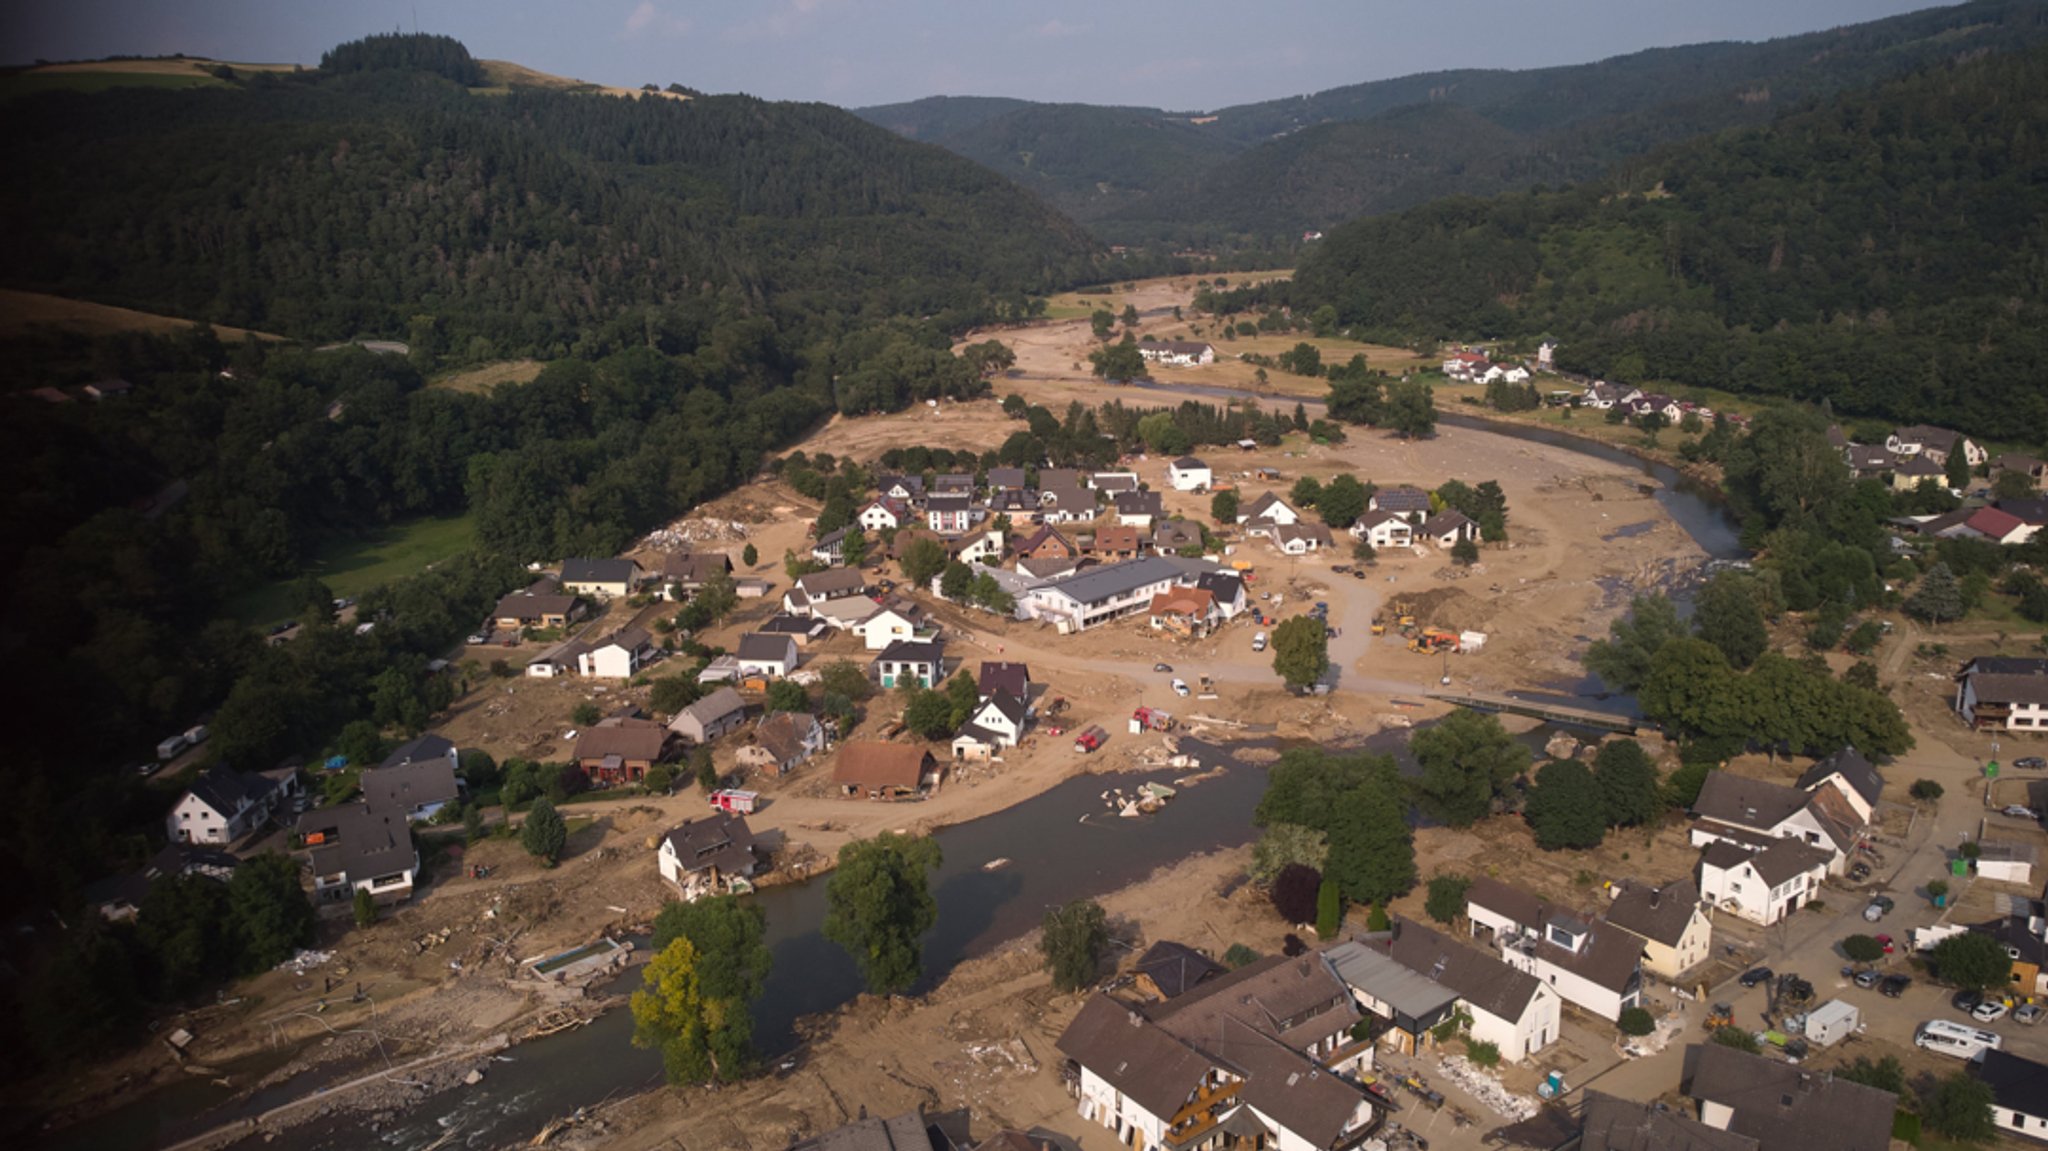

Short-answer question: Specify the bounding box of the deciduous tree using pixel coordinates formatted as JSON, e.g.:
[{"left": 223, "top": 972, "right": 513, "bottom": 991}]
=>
[
  {"left": 824, "top": 833, "right": 942, "bottom": 995},
  {"left": 1593, "top": 740, "right": 1660, "bottom": 827},
  {"left": 1410, "top": 709, "right": 1529, "bottom": 827},
  {"left": 1424, "top": 874, "right": 1471, "bottom": 924},
  {"left": 522, "top": 798, "right": 567, "bottom": 866},
  {"left": 1041, "top": 899, "right": 1109, "bottom": 992},
  {"left": 1270, "top": 615, "right": 1328, "bottom": 689},
  {"left": 1524, "top": 759, "right": 1607, "bottom": 849}
]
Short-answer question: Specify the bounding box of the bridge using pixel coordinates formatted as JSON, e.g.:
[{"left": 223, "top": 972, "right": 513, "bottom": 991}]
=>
[{"left": 1425, "top": 690, "right": 1644, "bottom": 734}]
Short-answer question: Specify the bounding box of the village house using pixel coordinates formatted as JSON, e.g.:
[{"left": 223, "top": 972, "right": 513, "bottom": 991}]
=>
[
  {"left": 1237, "top": 491, "right": 1302, "bottom": 537},
  {"left": 1696, "top": 839, "right": 1830, "bottom": 926},
  {"left": 738, "top": 710, "right": 828, "bottom": 776},
  {"left": 559, "top": 557, "right": 643, "bottom": 600},
  {"left": 1792, "top": 746, "right": 1886, "bottom": 824},
  {"left": 987, "top": 488, "right": 1040, "bottom": 523},
  {"left": 987, "top": 465, "right": 1028, "bottom": 491},
  {"left": 1602, "top": 878, "right": 1712, "bottom": 980},
  {"left": 1057, "top": 951, "right": 1377, "bottom": 1151},
  {"left": 492, "top": 580, "right": 581, "bottom": 631},
  {"left": 978, "top": 660, "right": 1032, "bottom": 701},
  {"left": 1136, "top": 339, "right": 1216, "bottom": 367},
  {"left": 361, "top": 750, "right": 463, "bottom": 824},
  {"left": 1127, "top": 940, "right": 1226, "bottom": 1002},
  {"left": 167, "top": 767, "right": 292, "bottom": 846},
  {"left": 1685, "top": 1042, "right": 1897, "bottom": 1151},
  {"left": 1349, "top": 510, "right": 1414, "bottom": 550},
  {"left": 1017, "top": 553, "right": 1081, "bottom": 580},
  {"left": 1090, "top": 471, "right": 1139, "bottom": 494},
  {"left": 1993, "top": 453, "right": 2048, "bottom": 492},
  {"left": 307, "top": 804, "right": 419, "bottom": 907},
  {"left": 1419, "top": 510, "right": 1478, "bottom": 547},
  {"left": 524, "top": 635, "right": 588, "bottom": 678},
  {"left": 669, "top": 686, "right": 750, "bottom": 746},
  {"left": 1112, "top": 490, "right": 1165, "bottom": 529},
  {"left": 1975, "top": 1050, "right": 2048, "bottom": 1144},
  {"left": 1843, "top": 444, "right": 1895, "bottom": 480},
  {"left": 872, "top": 639, "right": 944, "bottom": 689},
  {"left": 1464, "top": 879, "right": 1643, "bottom": 1021},
  {"left": 1154, "top": 520, "right": 1203, "bottom": 554},
  {"left": 1956, "top": 656, "right": 2048, "bottom": 731},
  {"left": 573, "top": 719, "right": 668, "bottom": 786},
  {"left": 1966, "top": 505, "right": 2039, "bottom": 545},
  {"left": 953, "top": 690, "right": 1027, "bottom": 760},
  {"left": 809, "top": 526, "right": 851, "bottom": 566},
  {"left": 877, "top": 474, "right": 926, "bottom": 504},
  {"left": 1582, "top": 382, "right": 1641, "bottom": 410},
  {"left": 1576, "top": 1092, "right": 1744, "bottom": 1151},
  {"left": 1688, "top": 769, "right": 1863, "bottom": 875},
  {"left": 656, "top": 812, "right": 760, "bottom": 901},
  {"left": 84, "top": 377, "right": 134, "bottom": 400},
  {"left": 1974, "top": 842, "right": 2038, "bottom": 886},
  {"left": 951, "top": 529, "right": 1006, "bottom": 565},
  {"left": 1012, "top": 525, "right": 1078, "bottom": 563},
  {"left": 1193, "top": 571, "right": 1247, "bottom": 619},
  {"left": 1363, "top": 919, "right": 1561, "bottom": 1060},
  {"left": 1148, "top": 585, "right": 1219, "bottom": 637},
  {"left": 933, "top": 472, "right": 975, "bottom": 496},
  {"left": 1020, "top": 556, "right": 1188, "bottom": 633},
  {"left": 1322, "top": 938, "right": 1462, "bottom": 1056},
  {"left": 858, "top": 497, "right": 910, "bottom": 533},
  {"left": 577, "top": 625, "right": 654, "bottom": 679},
  {"left": 1887, "top": 424, "right": 1986, "bottom": 469},
  {"left": 1442, "top": 351, "right": 1491, "bottom": 380},
  {"left": 1167, "top": 456, "right": 1212, "bottom": 492},
  {"left": 1368, "top": 485, "right": 1432, "bottom": 522},
  {"left": 852, "top": 599, "right": 930, "bottom": 651},
  {"left": 1271, "top": 522, "right": 1334, "bottom": 555},
  {"left": 736, "top": 633, "right": 800, "bottom": 680},
  {"left": 783, "top": 568, "right": 869, "bottom": 615},
  {"left": 757, "top": 613, "right": 830, "bottom": 647},
  {"left": 832, "top": 742, "right": 940, "bottom": 799},
  {"left": 1038, "top": 473, "right": 1098, "bottom": 523},
  {"left": 926, "top": 492, "right": 976, "bottom": 535},
  {"left": 89, "top": 843, "right": 241, "bottom": 922},
  {"left": 810, "top": 595, "right": 885, "bottom": 632},
  {"left": 650, "top": 551, "right": 732, "bottom": 599},
  {"left": 1087, "top": 524, "right": 1143, "bottom": 560},
  {"left": 1889, "top": 452, "right": 1946, "bottom": 492}
]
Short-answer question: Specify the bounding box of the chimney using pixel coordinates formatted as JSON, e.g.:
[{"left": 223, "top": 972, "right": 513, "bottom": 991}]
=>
[{"left": 1649, "top": 887, "right": 1662, "bottom": 909}]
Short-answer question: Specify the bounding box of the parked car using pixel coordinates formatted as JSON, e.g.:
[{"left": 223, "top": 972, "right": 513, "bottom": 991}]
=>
[
  {"left": 1849, "top": 861, "right": 1872, "bottom": 881},
  {"left": 2014, "top": 756, "right": 2046, "bottom": 770},
  {"left": 2015, "top": 1003, "right": 2044, "bottom": 1026},
  {"left": 1153, "top": 662, "right": 1173, "bottom": 673},
  {"left": 1953, "top": 989, "right": 1983, "bottom": 1014},
  {"left": 1252, "top": 632, "right": 1268, "bottom": 652},
  {"left": 1171, "top": 678, "right": 1190, "bottom": 697},
  {"left": 1863, "top": 896, "right": 1894, "bottom": 922},
  {"left": 1971, "top": 1000, "right": 2008, "bottom": 1024},
  {"left": 1881, "top": 975, "right": 1912, "bottom": 998},
  {"left": 1352, "top": 570, "right": 1368, "bottom": 579},
  {"left": 1739, "top": 967, "right": 1774, "bottom": 988},
  {"left": 1854, "top": 969, "right": 1882, "bottom": 990},
  {"left": 466, "top": 633, "right": 489, "bottom": 645},
  {"left": 1874, "top": 934, "right": 1895, "bottom": 954},
  {"left": 2001, "top": 804, "right": 2039, "bottom": 818}
]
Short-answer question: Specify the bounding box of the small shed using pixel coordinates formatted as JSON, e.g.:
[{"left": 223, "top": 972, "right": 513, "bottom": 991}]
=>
[{"left": 1804, "top": 999, "right": 1859, "bottom": 1047}]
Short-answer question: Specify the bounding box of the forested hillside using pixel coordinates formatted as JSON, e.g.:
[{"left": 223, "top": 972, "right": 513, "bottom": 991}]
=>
[
  {"left": 1288, "top": 45, "right": 2048, "bottom": 441},
  {"left": 1, "top": 43, "right": 1098, "bottom": 355},
  {"left": 858, "top": 0, "right": 2048, "bottom": 244}
]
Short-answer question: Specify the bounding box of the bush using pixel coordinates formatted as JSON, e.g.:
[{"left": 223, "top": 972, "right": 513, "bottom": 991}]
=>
[
  {"left": 1222, "top": 943, "right": 1259, "bottom": 969},
  {"left": 572, "top": 702, "right": 602, "bottom": 727},
  {"left": 353, "top": 888, "right": 377, "bottom": 928},
  {"left": 1424, "top": 874, "right": 1470, "bottom": 924},
  {"left": 1272, "top": 864, "right": 1323, "bottom": 925},
  {"left": 1842, "top": 934, "right": 1884, "bottom": 964},
  {"left": 1366, "top": 902, "right": 1390, "bottom": 931},
  {"left": 1618, "top": 1006, "right": 1654, "bottom": 1036},
  {"left": 1910, "top": 778, "right": 1944, "bottom": 801},
  {"left": 1465, "top": 1039, "right": 1500, "bottom": 1067},
  {"left": 1316, "top": 877, "right": 1342, "bottom": 939},
  {"left": 1711, "top": 1026, "right": 1760, "bottom": 1054}
]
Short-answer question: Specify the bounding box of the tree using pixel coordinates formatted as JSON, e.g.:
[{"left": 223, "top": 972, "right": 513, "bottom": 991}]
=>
[
  {"left": 1637, "top": 411, "right": 1668, "bottom": 445},
  {"left": 572, "top": 701, "right": 602, "bottom": 727},
  {"left": 463, "top": 802, "right": 486, "bottom": 841},
  {"left": 1931, "top": 931, "right": 2012, "bottom": 991},
  {"left": 820, "top": 659, "right": 873, "bottom": 702},
  {"left": 1841, "top": 934, "right": 1884, "bottom": 964},
  {"left": 1089, "top": 338, "right": 1147, "bottom": 381},
  {"left": 764, "top": 679, "right": 808, "bottom": 713},
  {"left": 1837, "top": 1054, "right": 1905, "bottom": 1094},
  {"left": 135, "top": 874, "right": 233, "bottom": 998},
  {"left": 227, "top": 853, "right": 317, "bottom": 972},
  {"left": 651, "top": 675, "right": 699, "bottom": 714},
  {"left": 1922, "top": 1072, "right": 1996, "bottom": 1143},
  {"left": 1425, "top": 874, "right": 1471, "bottom": 924},
  {"left": 1319, "top": 475, "right": 1368, "bottom": 528},
  {"left": 1210, "top": 489, "right": 1239, "bottom": 525},
  {"left": 1695, "top": 573, "right": 1770, "bottom": 669},
  {"left": 1451, "top": 536, "right": 1480, "bottom": 566},
  {"left": 1280, "top": 342, "right": 1323, "bottom": 377},
  {"left": 647, "top": 895, "right": 770, "bottom": 1077},
  {"left": 1910, "top": 778, "right": 1944, "bottom": 801},
  {"left": 895, "top": 536, "right": 947, "bottom": 590},
  {"left": 1585, "top": 594, "right": 1689, "bottom": 693},
  {"left": 1041, "top": 899, "right": 1109, "bottom": 992},
  {"left": 353, "top": 887, "right": 377, "bottom": 928},
  {"left": 823, "top": 833, "right": 942, "bottom": 995},
  {"left": 1090, "top": 309, "right": 1115, "bottom": 340},
  {"left": 631, "top": 937, "right": 743, "bottom": 1085},
  {"left": 1120, "top": 303, "right": 1140, "bottom": 329},
  {"left": 741, "top": 543, "right": 758, "bottom": 567},
  {"left": 1271, "top": 615, "right": 1328, "bottom": 688},
  {"left": 1993, "top": 469, "right": 2038, "bottom": 501},
  {"left": 1272, "top": 864, "right": 1323, "bottom": 924},
  {"left": 1223, "top": 943, "right": 1259, "bottom": 969},
  {"left": 1322, "top": 770, "right": 1415, "bottom": 904},
  {"left": 1524, "top": 759, "right": 1607, "bottom": 849},
  {"left": 522, "top": 797, "right": 567, "bottom": 866},
  {"left": 1944, "top": 446, "right": 1973, "bottom": 491},
  {"left": 1907, "top": 562, "right": 1965, "bottom": 624},
  {"left": 1411, "top": 709, "right": 1529, "bottom": 826},
  {"left": 1249, "top": 822, "right": 1328, "bottom": 883},
  {"left": 1352, "top": 539, "right": 1376, "bottom": 564},
  {"left": 939, "top": 560, "right": 973, "bottom": 601},
  {"left": 1617, "top": 1007, "right": 1654, "bottom": 1036},
  {"left": 902, "top": 689, "right": 956, "bottom": 740},
  {"left": 1593, "top": 740, "right": 1660, "bottom": 827},
  {"left": 1315, "top": 876, "right": 1342, "bottom": 939},
  {"left": 694, "top": 746, "right": 718, "bottom": 792},
  {"left": 1385, "top": 379, "right": 1436, "bottom": 438}
]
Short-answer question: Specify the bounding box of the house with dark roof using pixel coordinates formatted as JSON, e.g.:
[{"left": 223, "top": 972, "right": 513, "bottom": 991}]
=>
[
  {"left": 1604, "top": 879, "right": 1712, "bottom": 980},
  {"left": 989, "top": 486, "right": 1041, "bottom": 520},
  {"left": 1683, "top": 1043, "right": 1896, "bottom": 1151},
  {"left": 1154, "top": 520, "right": 1203, "bottom": 554},
  {"left": 784, "top": 567, "right": 870, "bottom": 615},
  {"left": 492, "top": 587, "right": 581, "bottom": 631},
  {"left": 1993, "top": 454, "right": 2048, "bottom": 493},
  {"left": 558, "top": 557, "right": 643, "bottom": 599},
  {"left": 1013, "top": 525, "right": 1078, "bottom": 562},
  {"left": 1370, "top": 919, "right": 1561, "bottom": 1060},
  {"left": 978, "top": 661, "right": 1032, "bottom": 701},
  {"left": 1955, "top": 656, "right": 2048, "bottom": 732},
  {"left": 758, "top": 613, "right": 830, "bottom": 646},
  {"left": 1368, "top": 486, "right": 1432, "bottom": 521},
  {"left": 872, "top": 639, "right": 944, "bottom": 689},
  {"left": 858, "top": 496, "right": 911, "bottom": 533},
  {"left": 833, "top": 743, "right": 939, "bottom": 799},
  {"left": 167, "top": 768, "right": 287, "bottom": 846},
  {"left": 1322, "top": 937, "right": 1461, "bottom": 1056},
  {"left": 1688, "top": 770, "right": 1861, "bottom": 875},
  {"left": 361, "top": 756, "right": 463, "bottom": 823},
  {"left": 572, "top": 719, "right": 669, "bottom": 785},
  {"left": 1237, "top": 491, "right": 1302, "bottom": 537},
  {"left": 791, "top": 1108, "right": 961, "bottom": 1151},
  {"left": 307, "top": 803, "right": 419, "bottom": 906},
  {"left": 649, "top": 550, "right": 733, "bottom": 599},
  {"left": 926, "top": 492, "right": 977, "bottom": 535},
  {"left": 852, "top": 599, "right": 931, "bottom": 652},
  {"left": 953, "top": 690, "right": 1027, "bottom": 759},
  {"left": 1887, "top": 424, "right": 1985, "bottom": 469},
  {"left": 988, "top": 466, "right": 1028, "bottom": 491},
  {"left": 1112, "top": 490, "right": 1164, "bottom": 529},
  {"left": 1038, "top": 478, "right": 1098, "bottom": 523},
  {"left": 1020, "top": 556, "right": 1189, "bottom": 633},
  {"left": 739, "top": 711, "right": 827, "bottom": 776},
  {"left": 1167, "top": 456, "right": 1212, "bottom": 492},
  {"left": 668, "top": 686, "right": 749, "bottom": 746},
  {"left": 1419, "top": 510, "right": 1478, "bottom": 547},
  {"left": 1974, "top": 1050, "right": 2048, "bottom": 1144},
  {"left": 877, "top": 474, "right": 926, "bottom": 504},
  {"left": 810, "top": 526, "right": 852, "bottom": 566},
  {"left": 1129, "top": 941, "right": 1225, "bottom": 1002},
  {"left": 1057, "top": 953, "right": 1377, "bottom": 1151},
  {"left": 380, "top": 734, "right": 457, "bottom": 771},
  {"left": 1577, "top": 1092, "right": 1756, "bottom": 1151},
  {"left": 1464, "top": 878, "right": 1643, "bottom": 1021},
  {"left": 1793, "top": 747, "right": 1885, "bottom": 824},
  {"left": 1090, "top": 471, "right": 1139, "bottom": 494},
  {"left": 1193, "top": 571, "right": 1246, "bottom": 619},
  {"left": 1889, "top": 451, "right": 1946, "bottom": 491},
  {"left": 657, "top": 812, "right": 760, "bottom": 900},
  {"left": 736, "top": 633, "right": 800, "bottom": 679},
  {"left": 577, "top": 625, "right": 654, "bottom": 679},
  {"left": 1695, "top": 839, "right": 1830, "bottom": 926}
]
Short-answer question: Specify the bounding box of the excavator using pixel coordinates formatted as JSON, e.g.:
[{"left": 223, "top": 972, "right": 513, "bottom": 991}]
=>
[{"left": 1407, "top": 627, "right": 1460, "bottom": 654}]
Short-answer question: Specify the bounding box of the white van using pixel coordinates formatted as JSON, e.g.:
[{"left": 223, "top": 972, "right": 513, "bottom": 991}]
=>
[
  {"left": 1252, "top": 631, "right": 1268, "bottom": 652},
  {"left": 157, "top": 734, "right": 190, "bottom": 761},
  {"left": 1915, "top": 1018, "right": 2002, "bottom": 1061}
]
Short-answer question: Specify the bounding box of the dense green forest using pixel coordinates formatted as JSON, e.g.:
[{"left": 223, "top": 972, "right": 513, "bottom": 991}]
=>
[
  {"left": 858, "top": 0, "right": 2048, "bottom": 245},
  {"left": 1285, "top": 44, "right": 2048, "bottom": 440}
]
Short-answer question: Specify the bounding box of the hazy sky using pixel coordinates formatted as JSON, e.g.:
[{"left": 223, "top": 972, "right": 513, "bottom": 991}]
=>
[{"left": 3, "top": 0, "right": 1951, "bottom": 109}]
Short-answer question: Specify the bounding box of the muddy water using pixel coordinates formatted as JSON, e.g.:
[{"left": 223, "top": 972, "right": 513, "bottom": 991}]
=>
[{"left": 215, "top": 745, "right": 1273, "bottom": 1151}]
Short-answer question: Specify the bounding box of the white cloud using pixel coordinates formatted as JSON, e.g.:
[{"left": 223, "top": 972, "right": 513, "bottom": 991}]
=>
[
  {"left": 725, "top": 0, "right": 844, "bottom": 42},
  {"left": 1034, "top": 19, "right": 1090, "bottom": 39},
  {"left": 624, "top": 2, "right": 691, "bottom": 39}
]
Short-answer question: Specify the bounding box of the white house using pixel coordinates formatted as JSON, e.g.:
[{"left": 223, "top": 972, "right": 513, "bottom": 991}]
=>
[
  {"left": 305, "top": 803, "right": 418, "bottom": 906},
  {"left": 1583, "top": 382, "right": 1641, "bottom": 410},
  {"left": 954, "top": 689, "right": 1028, "bottom": 760},
  {"left": 1369, "top": 485, "right": 1433, "bottom": 521},
  {"left": 1271, "top": 523, "right": 1334, "bottom": 555},
  {"left": 167, "top": 768, "right": 287, "bottom": 846},
  {"left": 1237, "top": 491, "right": 1302, "bottom": 536},
  {"left": 857, "top": 498, "right": 908, "bottom": 533},
  {"left": 1135, "top": 340, "right": 1216, "bottom": 367},
  {"left": 1194, "top": 571, "right": 1248, "bottom": 619},
  {"left": 735, "top": 633, "right": 799, "bottom": 679},
  {"left": 783, "top": 568, "right": 868, "bottom": 615},
  {"left": 1090, "top": 471, "right": 1139, "bottom": 493},
  {"left": 1350, "top": 510, "right": 1414, "bottom": 550},
  {"left": 1888, "top": 424, "right": 1986, "bottom": 469},
  {"left": 876, "top": 475, "right": 925, "bottom": 504},
  {"left": 1603, "top": 879, "right": 1713, "bottom": 980},
  {"left": 558, "top": 557, "right": 643, "bottom": 600},
  {"left": 952, "top": 529, "right": 1005, "bottom": 565},
  {"left": 1976, "top": 1050, "right": 2048, "bottom": 1144},
  {"left": 1688, "top": 1043, "right": 1899, "bottom": 1151},
  {"left": 1689, "top": 770, "right": 1863, "bottom": 876},
  {"left": 656, "top": 812, "right": 760, "bottom": 901},
  {"left": 1166, "top": 456, "right": 1212, "bottom": 492},
  {"left": 1377, "top": 919, "right": 1561, "bottom": 1059},
  {"left": 1954, "top": 657, "right": 2048, "bottom": 732},
  {"left": 851, "top": 600, "right": 929, "bottom": 651},
  {"left": 1792, "top": 746, "right": 1886, "bottom": 825},
  {"left": 1464, "top": 879, "right": 1642, "bottom": 1021},
  {"left": 577, "top": 626, "right": 653, "bottom": 679},
  {"left": 809, "top": 527, "right": 850, "bottom": 567},
  {"left": 739, "top": 710, "right": 828, "bottom": 776},
  {"left": 925, "top": 493, "right": 976, "bottom": 535},
  {"left": 872, "top": 639, "right": 944, "bottom": 689},
  {"left": 1697, "top": 839, "right": 1830, "bottom": 926},
  {"left": 363, "top": 742, "right": 463, "bottom": 823},
  {"left": 1419, "top": 510, "right": 1478, "bottom": 548},
  {"left": 1020, "top": 556, "right": 1186, "bottom": 633},
  {"left": 1111, "top": 490, "right": 1164, "bottom": 530}
]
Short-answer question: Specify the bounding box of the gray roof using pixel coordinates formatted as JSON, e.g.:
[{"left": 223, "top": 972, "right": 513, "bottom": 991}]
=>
[
  {"left": 1605, "top": 880, "right": 1704, "bottom": 948},
  {"left": 1968, "top": 672, "right": 2048, "bottom": 707},
  {"left": 1171, "top": 456, "right": 1206, "bottom": 469},
  {"left": 1959, "top": 656, "right": 2048, "bottom": 677},
  {"left": 736, "top": 633, "right": 797, "bottom": 662},
  {"left": 790, "top": 1109, "right": 941, "bottom": 1151},
  {"left": 1749, "top": 839, "right": 1834, "bottom": 886},
  {"left": 1323, "top": 938, "right": 1460, "bottom": 1021},
  {"left": 976, "top": 689, "right": 1027, "bottom": 729},
  {"left": 977, "top": 661, "right": 1032, "bottom": 700},
  {"left": 1795, "top": 747, "right": 1884, "bottom": 808},
  {"left": 678, "top": 686, "right": 748, "bottom": 726},
  {"left": 1420, "top": 509, "right": 1476, "bottom": 535},
  {"left": 1380, "top": 919, "right": 1542, "bottom": 1021},
  {"left": 1037, "top": 556, "right": 1182, "bottom": 607},
  {"left": 1241, "top": 491, "right": 1294, "bottom": 521},
  {"left": 875, "top": 639, "right": 944, "bottom": 665},
  {"left": 308, "top": 803, "right": 416, "bottom": 884},
  {"left": 1685, "top": 1043, "right": 1896, "bottom": 1151},
  {"left": 184, "top": 767, "right": 278, "bottom": 818},
  {"left": 662, "top": 812, "right": 758, "bottom": 877},
  {"left": 1974, "top": 1049, "right": 2048, "bottom": 1118},
  {"left": 560, "top": 557, "right": 639, "bottom": 584},
  {"left": 759, "top": 613, "right": 825, "bottom": 635},
  {"left": 755, "top": 711, "right": 820, "bottom": 764},
  {"left": 1578, "top": 1092, "right": 1757, "bottom": 1151},
  {"left": 1690, "top": 772, "right": 1808, "bottom": 831},
  {"left": 988, "top": 466, "right": 1027, "bottom": 489},
  {"left": 1194, "top": 571, "right": 1244, "bottom": 602},
  {"left": 926, "top": 492, "right": 974, "bottom": 512},
  {"left": 794, "top": 568, "right": 868, "bottom": 597},
  {"left": 1373, "top": 486, "right": 1432, "bottom": 513},
  {"left": 379, "top": 734, "right": 455, "bottom": 770},
  {"left": 360, "top": 759, "right": 460, "bottom": 816},
  {"left": 1131, "top": 940, "right": 1225, "bottom": 999},
  {"left": 1112, "top": 490, "right": 1163, "bottom": 514},
  {"left": 1056, "top": 995, "right": 1216, "bottom": 1120}
]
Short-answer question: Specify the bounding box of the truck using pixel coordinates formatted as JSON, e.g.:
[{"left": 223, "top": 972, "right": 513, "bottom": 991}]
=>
[
  {"left": 1803, "top": 1000, "right": 1859, "bottom": 1048},
  {"left": 1130, "top": 707, "right": 1175, "bottom": 734},
  {"left": 1073, "top": 725, "right": 1108, "bottom": 753},
  {"left": 1407, "top": 628, "right": 1460, "bottom": 654},
  {"left": 707, "top": 789, "right": 759, "bottom": 815}
]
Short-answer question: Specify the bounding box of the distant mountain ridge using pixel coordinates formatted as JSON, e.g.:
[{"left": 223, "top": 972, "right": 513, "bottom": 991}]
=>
[{"left": 857, "top": 0, "right": 2048, "bottom": 241}]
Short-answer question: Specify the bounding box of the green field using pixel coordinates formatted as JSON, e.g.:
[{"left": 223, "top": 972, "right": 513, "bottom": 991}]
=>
[
  {"left": 0, "top": 71, "right": 225, "bottom": 102},
  {"left": 230, "top": 512, "right": 478, "bottom": 626}
]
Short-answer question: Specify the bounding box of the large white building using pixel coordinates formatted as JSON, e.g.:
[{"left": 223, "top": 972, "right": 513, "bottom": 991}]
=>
[
  {"left": 1955, "top": 657, "right": 2048, "bottom": 732},
  {"left": 1464, "top": 879, "right": 1643, "bottom": 1021},
  {"left": 1020, "top": 556, "right": 1187, "bottom": 634},
  {"left": 1696, "top": 839, "right": 1831, "bottom": 926},
  {"left": 1136, "top": 340, "right": 1216, "bottom": 367}
]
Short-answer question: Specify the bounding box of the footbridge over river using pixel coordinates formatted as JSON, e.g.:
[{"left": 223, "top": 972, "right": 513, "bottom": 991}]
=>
[{"left": 1425, "top": 689, "right": 1646, "bottom": 734}]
